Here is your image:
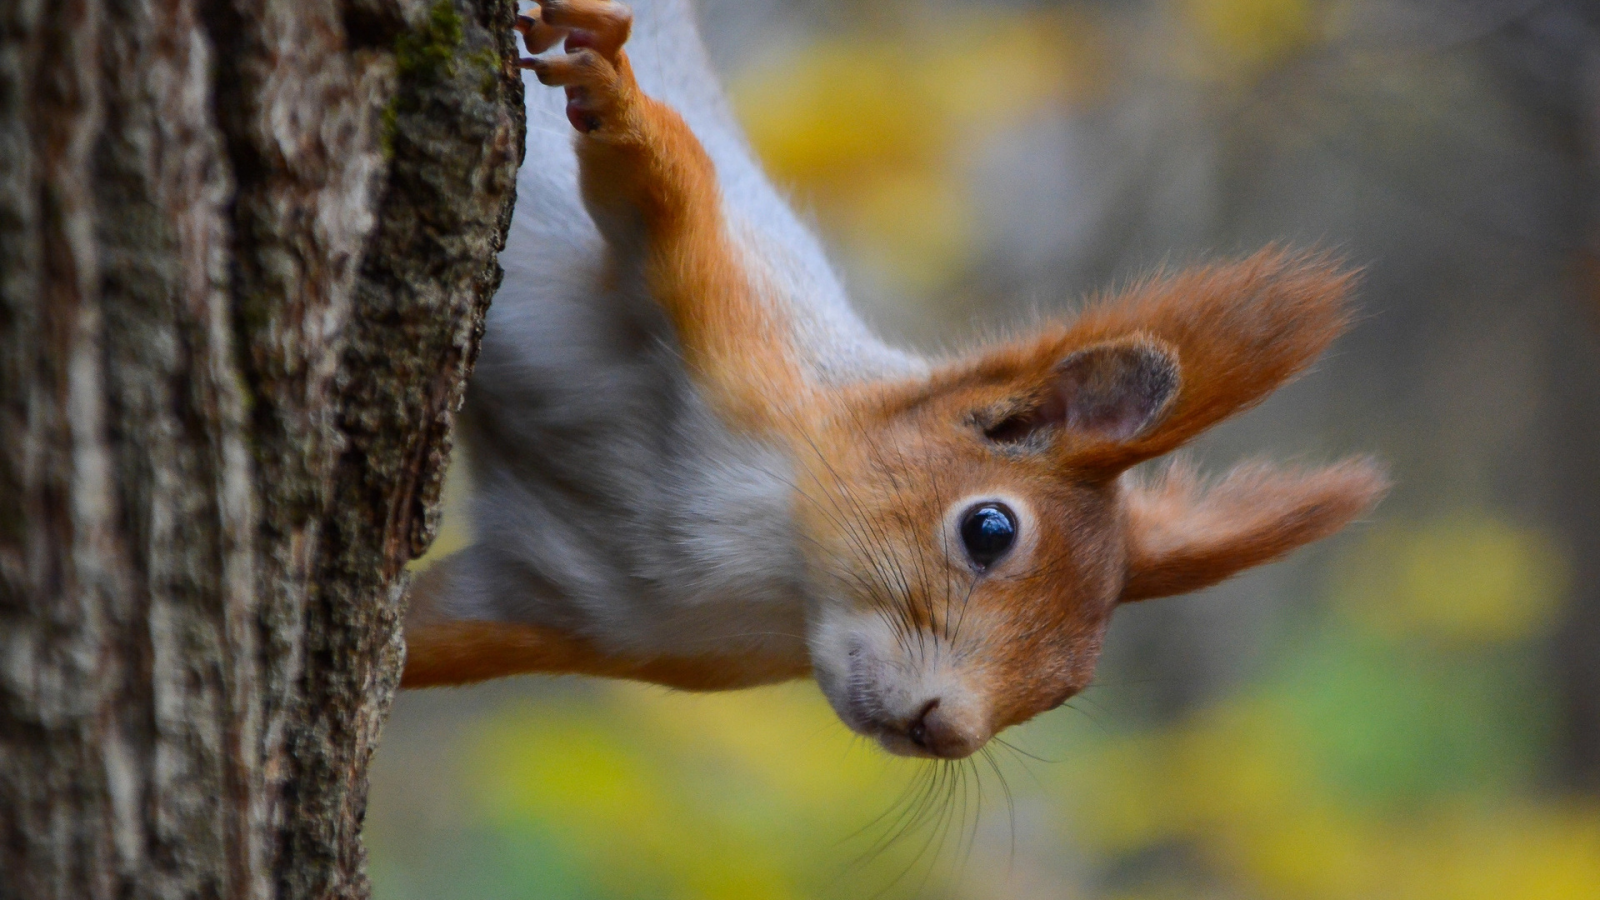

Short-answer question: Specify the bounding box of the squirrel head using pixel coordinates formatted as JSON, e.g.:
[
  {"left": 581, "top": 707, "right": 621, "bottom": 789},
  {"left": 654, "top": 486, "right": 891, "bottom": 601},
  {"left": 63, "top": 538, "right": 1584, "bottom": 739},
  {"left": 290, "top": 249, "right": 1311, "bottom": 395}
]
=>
[{"left": 795, "top": 249, "right": 1389, "bottom": 759}]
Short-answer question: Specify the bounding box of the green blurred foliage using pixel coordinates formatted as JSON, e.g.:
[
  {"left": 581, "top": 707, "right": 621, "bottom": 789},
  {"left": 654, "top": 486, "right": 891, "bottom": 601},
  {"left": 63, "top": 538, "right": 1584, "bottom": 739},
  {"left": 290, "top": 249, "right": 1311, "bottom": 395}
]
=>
[
  {"left": 379, "top": 504, "right": 1597, "bottom": 898},
  {"left": 1059, "top": 515, "right": 1593, "bottom": 900}
]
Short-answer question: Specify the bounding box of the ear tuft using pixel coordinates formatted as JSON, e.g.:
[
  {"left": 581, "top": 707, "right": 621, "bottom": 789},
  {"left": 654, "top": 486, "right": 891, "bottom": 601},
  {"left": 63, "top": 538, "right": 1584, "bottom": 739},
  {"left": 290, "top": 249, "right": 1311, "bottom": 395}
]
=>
[
  {"left": 929, "top": 247, "right": 1358, "bottom": 471},
  {"left": 1121, "top": 456, "right": 1390, "bottom": 602},
  {"left": 1070, "top": 247, "right": 1359, "bottom": 466}
]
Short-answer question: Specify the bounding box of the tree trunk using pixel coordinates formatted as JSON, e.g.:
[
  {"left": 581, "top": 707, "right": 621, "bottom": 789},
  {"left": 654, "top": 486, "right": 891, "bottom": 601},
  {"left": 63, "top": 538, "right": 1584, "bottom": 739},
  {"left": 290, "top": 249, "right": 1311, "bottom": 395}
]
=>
[{"left": 0, "top": 0, "right": 524, "bottom": 897}]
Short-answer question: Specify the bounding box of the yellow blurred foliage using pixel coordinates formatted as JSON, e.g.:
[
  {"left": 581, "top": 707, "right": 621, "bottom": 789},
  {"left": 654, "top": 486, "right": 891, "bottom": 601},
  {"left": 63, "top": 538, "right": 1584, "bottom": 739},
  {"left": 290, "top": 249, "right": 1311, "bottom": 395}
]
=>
[
  {"left": 474, "top": 694, "right": 803, "bottom": 900},
  {"left": 394, "top": 497, "right": 1585, "bottom": 900},
  {"left": 1067, "top": 694, "right": 1600, "bottom": 900},
  {"left": 1056, "top": 511, "right": 1586, "bottom": 900},
  {"left": 1184, "top": 0, "right": 1321, "bottom": 77},
  {"left": 470, "top": 682, "right": 948, "bottom": 899},
  {"left": 1336, "top": 517, "right": 1568, "bottom": 645},
  {"left": 730, "top": 11, "right": 1096, "bottom": 294}
]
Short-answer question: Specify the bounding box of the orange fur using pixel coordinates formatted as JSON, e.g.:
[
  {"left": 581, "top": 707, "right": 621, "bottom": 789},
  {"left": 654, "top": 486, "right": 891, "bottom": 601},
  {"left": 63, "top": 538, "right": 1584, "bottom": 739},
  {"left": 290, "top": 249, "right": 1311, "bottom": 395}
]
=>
[
  {"left": 404, "top": 1, "right": 1386, "bottom": 738},
  {"left": 523, "top": 0, "right": 808, "bottom": 433},
  {"left": 869, "top": 248, "right": 1358, "bottom": 473},
  {"left": 1122, "top": 458, "right": 1390, "bottom": 601},
  {"left": 403, "top": 619, "right": 808, "bottom": 691},
  {"left": 769, "top": 255, "right": 1382, "bottom": 734}
]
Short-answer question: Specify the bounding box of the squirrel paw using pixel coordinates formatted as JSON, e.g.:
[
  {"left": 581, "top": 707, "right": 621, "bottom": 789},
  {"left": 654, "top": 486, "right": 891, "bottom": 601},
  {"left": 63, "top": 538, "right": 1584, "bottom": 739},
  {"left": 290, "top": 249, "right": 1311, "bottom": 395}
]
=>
[{"left": 517, "top": 0, "right": 636, "bottom": 135}]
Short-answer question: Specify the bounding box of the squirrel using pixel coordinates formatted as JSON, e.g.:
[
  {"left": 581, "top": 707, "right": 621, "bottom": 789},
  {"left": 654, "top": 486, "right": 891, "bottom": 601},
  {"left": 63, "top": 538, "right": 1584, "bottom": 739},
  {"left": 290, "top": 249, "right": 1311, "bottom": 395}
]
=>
[{"left": 400, "top": 0, "right": 1388, "bottom": 761}]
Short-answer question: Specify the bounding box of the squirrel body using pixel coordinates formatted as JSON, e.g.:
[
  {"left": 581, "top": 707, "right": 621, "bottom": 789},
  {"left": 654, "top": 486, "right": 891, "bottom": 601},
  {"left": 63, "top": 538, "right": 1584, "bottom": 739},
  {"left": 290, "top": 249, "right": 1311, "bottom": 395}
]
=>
[
  {"left": 403, "top": 0, "right": 1387, "bottom": 760},
  {"left": 409, "top": 0, "right": 907, "bottom": 687}
]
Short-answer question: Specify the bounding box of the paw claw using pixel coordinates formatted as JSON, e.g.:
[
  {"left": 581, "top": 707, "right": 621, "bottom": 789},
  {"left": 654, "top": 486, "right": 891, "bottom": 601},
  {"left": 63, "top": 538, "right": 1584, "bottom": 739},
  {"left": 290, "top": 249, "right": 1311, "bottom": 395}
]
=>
[
  {"left": 530, "top": 0, "right": 631, "bottom": 58},
  {"left": 519, "top": 1, "right": 635, "bottom": 136}
]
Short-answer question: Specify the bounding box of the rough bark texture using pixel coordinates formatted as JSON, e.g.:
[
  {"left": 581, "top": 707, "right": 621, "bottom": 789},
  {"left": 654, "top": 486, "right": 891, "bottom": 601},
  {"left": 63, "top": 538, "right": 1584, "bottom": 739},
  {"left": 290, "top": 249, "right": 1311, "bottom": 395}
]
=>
[{"left": 0, "top": 0, "right": 523, "bottom": 897}]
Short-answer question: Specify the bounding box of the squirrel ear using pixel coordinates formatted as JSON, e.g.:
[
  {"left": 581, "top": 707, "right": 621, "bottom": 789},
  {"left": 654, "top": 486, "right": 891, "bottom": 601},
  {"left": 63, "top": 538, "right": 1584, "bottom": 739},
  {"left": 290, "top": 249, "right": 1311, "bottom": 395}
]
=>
[
  {"left": 987, "top": 339, "right": 1180, "bottom": 446},
  {"left": 1061, "top": 248, "right": 1358, "bottom": 470},
  {"left": 1120, "top": 458, "right": 1389, "bottom": 602}
]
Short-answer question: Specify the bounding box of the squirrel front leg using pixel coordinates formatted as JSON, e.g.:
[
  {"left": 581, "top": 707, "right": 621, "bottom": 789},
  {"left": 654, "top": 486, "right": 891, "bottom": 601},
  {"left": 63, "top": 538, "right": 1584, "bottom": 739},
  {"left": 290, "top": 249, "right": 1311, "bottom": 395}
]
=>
[
  {"left": 519, "top": 0, "right": 807, "bottom": 434},
  {"left": 400, "top": 5, "right": 812, "bottom": 691}
]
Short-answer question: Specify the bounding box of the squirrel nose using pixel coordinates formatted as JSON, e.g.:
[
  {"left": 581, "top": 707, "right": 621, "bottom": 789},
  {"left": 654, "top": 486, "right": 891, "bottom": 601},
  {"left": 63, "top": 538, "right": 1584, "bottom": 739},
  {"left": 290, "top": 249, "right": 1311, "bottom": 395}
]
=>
[{"left": 905, "top": 699, "right": 978, "bottom": 759}]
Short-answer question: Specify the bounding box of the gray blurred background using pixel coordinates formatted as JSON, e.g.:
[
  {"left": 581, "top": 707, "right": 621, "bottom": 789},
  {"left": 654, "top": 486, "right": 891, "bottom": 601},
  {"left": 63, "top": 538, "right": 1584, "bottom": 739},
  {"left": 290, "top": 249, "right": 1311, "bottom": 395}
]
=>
[{"left": 370, "top": 2, "right": 1600, "bottom": 897}]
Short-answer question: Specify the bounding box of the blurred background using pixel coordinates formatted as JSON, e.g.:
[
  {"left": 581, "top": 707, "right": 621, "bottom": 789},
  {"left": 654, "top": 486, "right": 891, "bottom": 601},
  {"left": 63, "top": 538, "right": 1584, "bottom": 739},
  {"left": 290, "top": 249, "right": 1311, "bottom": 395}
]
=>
[{"left": 368, "top": 0, "right": 1600, "bottom": 897}]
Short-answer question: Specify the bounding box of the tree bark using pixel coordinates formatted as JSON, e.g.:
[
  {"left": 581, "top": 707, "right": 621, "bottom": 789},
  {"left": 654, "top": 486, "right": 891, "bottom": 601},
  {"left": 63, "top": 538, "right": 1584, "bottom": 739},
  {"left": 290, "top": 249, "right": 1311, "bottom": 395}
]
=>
[{"left": 0, "top": 0, "right": 523, "bottom": 897}]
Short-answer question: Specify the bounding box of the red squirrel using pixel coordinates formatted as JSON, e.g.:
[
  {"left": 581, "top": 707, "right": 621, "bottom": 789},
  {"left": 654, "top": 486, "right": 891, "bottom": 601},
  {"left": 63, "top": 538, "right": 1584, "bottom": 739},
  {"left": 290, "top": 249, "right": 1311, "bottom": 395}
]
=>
[{"left": 401, "top": 0, "right": 1387, "bottom": 760}]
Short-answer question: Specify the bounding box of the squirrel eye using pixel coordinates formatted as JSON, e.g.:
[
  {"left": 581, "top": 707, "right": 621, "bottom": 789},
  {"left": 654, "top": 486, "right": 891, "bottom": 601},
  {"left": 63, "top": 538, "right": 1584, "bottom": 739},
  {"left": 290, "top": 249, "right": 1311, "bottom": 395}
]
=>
[{"left": 959, "top": 503, "right": 1018, "bottom": 569}]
